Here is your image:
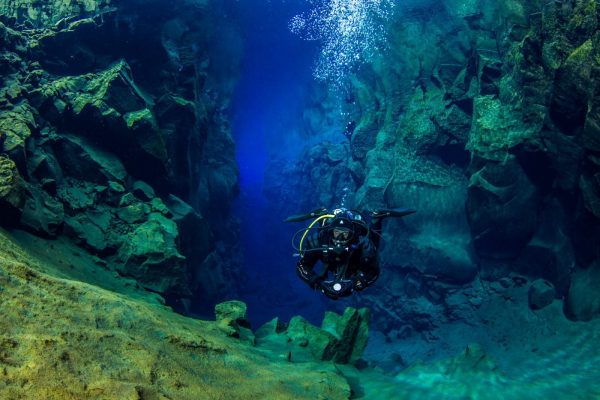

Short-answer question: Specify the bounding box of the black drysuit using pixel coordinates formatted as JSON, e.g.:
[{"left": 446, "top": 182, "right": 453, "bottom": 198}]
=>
[{"left": 296, "top": 218, "right": 382, "bottom": 299}]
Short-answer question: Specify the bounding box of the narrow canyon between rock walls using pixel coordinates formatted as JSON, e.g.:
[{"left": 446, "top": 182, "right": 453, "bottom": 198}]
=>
[{"left": 1, "top": 0, "right": 600, "bottom": 398}]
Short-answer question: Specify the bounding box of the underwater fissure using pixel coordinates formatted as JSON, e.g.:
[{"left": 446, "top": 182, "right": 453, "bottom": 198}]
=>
[{"left": 1, "top": 0, "right": 600, "bottom": 398}]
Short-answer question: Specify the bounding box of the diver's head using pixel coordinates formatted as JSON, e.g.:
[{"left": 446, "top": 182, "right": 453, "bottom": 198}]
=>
[
  {"left": 332, "top": 227, "right": 352, "bottom": 245},
  {"left": 329, "top": 214, "right": 354, "bottom": 246}
]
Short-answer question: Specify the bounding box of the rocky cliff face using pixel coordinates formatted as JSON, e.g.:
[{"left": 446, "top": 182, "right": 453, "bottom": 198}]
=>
[
  {"left": 0, "top": 0, "right": 242, "bottom": 312},
  {"left": 266, "top": 0, "right": 600, "bottom": 334}
]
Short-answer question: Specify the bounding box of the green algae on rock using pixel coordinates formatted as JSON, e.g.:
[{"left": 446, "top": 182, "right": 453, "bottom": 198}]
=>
[
  {"left": 0, "top": 0, "right": 112, "bottom": 27},
  {"left": 215, "top": 300, "right": 255, "bottom": 343},
  {"left": 0, "top": 102, "right": 36, "bottom": 168},
  {"left": 0, "top": 155, "right": 25, "bottom": 220},
  {"left": 0, "top": 229, "right": 351, "bottom": 400},
  {"left": 256, "top": 307, "right": 370, "bottom": 365},
  {"left": 117, "top": 213, "right": 188, "bottom": 295},
  {"left": 0, "top": 0, "right": 243, "bottom": 312}
]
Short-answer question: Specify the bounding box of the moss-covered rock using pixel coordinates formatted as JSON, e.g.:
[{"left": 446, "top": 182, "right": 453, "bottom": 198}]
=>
[
  {"left": 0, "top": 102, "right": 36, "bottom": 168},
  {"left": 566, "top": 0, "right": 598, "bottom": 43},
  {"left": 19, "top": 185, "right": 64, "bottom": 237},
  {"left": 321, "top": 307, "right": 370, "bottom": 364},
  {"left": 150, "top": 196, "right": 169, "bottom": 215},
  {"left": 468, "top": 95, "right": 540, "bottom": 161},
  {"left": 566, "top": 262, "right": 600, "bottom": 321},
  {"left": 33, "top": 61, "right": 168, "bottom": 185},
  {"left": 287, "top": 316, "right": 338, "bottom": 360},
  {"left": 0, "top": 0, "right": 112, "bottom": 27},
  {"left": 64, "top": 213, "right": 109, "bottom": 253},
  {"left": 49, "top": 134, "right": 127, "bottom": 185},
  {"left": 116, "top": 202, "right": 149, "bottom": 224},
  {"left": 550, "top": 39, "right": 594, "bottom": 134},
  {"left": 123, "top": 108, "right": 167, "bottom": 165},
  {"left": 132, "top": 180, "right": 155, "bottom": 202},
  {"left": 214, "top": 300, "right": 254, "bottom": 342},
  {"left": 466, "top": 155, "right": 540, "bottom": 259},
  {"left": 0, "top": 155, "right": 25, "bottom": 222},
  {"left": 117, "top": 213, "right": 188, "bottom": 295},
  {"left": 580, "top": 171, "right": 600, "bottom": 219},
  {"left": 34, "top": 60, "right": 146, "bottom": 117},
  {"left": 256, "top": 307, "right": 370, "bottom": 365}
]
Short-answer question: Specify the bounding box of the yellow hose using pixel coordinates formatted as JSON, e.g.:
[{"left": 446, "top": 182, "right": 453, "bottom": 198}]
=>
[{"left": 299, "top": 214, "right": 335, "bottom": 256}]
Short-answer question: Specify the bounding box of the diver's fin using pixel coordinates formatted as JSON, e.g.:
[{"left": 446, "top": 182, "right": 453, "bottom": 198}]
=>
[
  {"left": 283, "top": 207, "right": 328, "bottom": 223},
  {"left": 370, "top": 208, "right": 416, "bottom": 219}
]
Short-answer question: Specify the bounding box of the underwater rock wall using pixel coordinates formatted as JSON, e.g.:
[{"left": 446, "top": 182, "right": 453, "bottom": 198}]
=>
[
  {"left": 0, "top": 0, "right": 242, "bottom": 311},
  {"left": 268, "top": 0, "right": 600, "bottom": 331},
  {"left": 382, "top": 0, "right": 600, "bottom": 326},
  {"left": 510, "top": 0, "right": 600, "bottom": 320},
  {"left": 0, "top": 0, "right": 113, "bottom": 27}
]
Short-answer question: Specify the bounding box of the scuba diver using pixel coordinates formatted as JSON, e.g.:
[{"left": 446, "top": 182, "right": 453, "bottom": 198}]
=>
[{"left": 285, "top": 206, "right": 416, "bottom": 299}]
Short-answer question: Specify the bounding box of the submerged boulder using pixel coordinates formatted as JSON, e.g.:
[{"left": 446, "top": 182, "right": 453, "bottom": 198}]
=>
[
  {"left": 49, "top": 134, "right": 127, "bottom": 185},
  {"left": 0, "top": 102, "right": 36, "bottom": 169},
  {"left": 379, "top": 155, "right": 476, "bottom": 284},
  {"left": 286, "top": 316, "right": 338, "bottom": 360},
  {"left": 132, "top": 180, "right": 155, "bottom": 202},
  {"left": 466, "top": 155, "right": 540, "bottom": 259},
  {"left": 20, "top": 185, "right": 64, "bottom": 237},
  {"left": 256, "top": 307, "right": 370, "bottom": 364},
  {"left": 167, "top": 194, "right": 213, "bottom": 276},
  {"left": 0, "top": 156, "right": 25, "bottom": 224},
  {"left": 580, "top": 172, "right": 600, "bottom": 219},
  {"left": 321, "top": 307, "right": 371, "bottom": 363},
  {"left": 64, "top": 214, "right": 108, "bottom": 253},
  {"left": 565, "top": 263, "right": 600, "bottom": 321},
  {"left": 528, "top": 279, "right": 556, "bottom": 310},
  {"left": 408, "top": 233, "right": 477, "bottom": 284},
  {"left": 117, "top": 213, "right": 188, "bottom": 296},
  {"left": 27, "top": 144, "right": 63, "bottom": 186},
  {"left": 214, "top": 300, "right": 254, "bottom": 343}
]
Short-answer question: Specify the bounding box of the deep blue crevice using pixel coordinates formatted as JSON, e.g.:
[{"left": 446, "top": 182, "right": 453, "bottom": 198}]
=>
[{"left": 228, "top": 1, "right": 328, "bottom": 326}]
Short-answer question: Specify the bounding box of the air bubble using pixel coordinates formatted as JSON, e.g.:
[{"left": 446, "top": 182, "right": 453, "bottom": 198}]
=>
[{"left": 290, "top": 0, "right": 395, "bottom": 90}]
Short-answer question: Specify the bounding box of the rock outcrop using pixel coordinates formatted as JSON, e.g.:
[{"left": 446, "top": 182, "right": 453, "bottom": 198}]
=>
[
  {"left": 0, "top": 155, "right": 25, "bottom": 223},
  {"left": 256, "top": 307, "right": 370, "bottom": 364},
  {"left": 528, "top": 279, "right": 556, "bottom": 310},
  {"left": 0, "top": 0, "right": 242, "bottom": 310}
]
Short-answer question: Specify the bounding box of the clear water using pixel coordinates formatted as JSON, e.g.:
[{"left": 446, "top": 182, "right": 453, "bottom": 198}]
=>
[{"left": 230, "top": 0, "right": 327, "bottom": 325}]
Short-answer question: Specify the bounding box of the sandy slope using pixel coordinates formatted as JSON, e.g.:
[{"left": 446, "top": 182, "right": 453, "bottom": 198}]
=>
[{"left": 0, "top": 228, "right": 350, "bottom": 399}]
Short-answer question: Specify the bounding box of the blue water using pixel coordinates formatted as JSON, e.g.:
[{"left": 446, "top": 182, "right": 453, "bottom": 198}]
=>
[{"left": 228, "top": 1, "right": 329, "bottom": 326}]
